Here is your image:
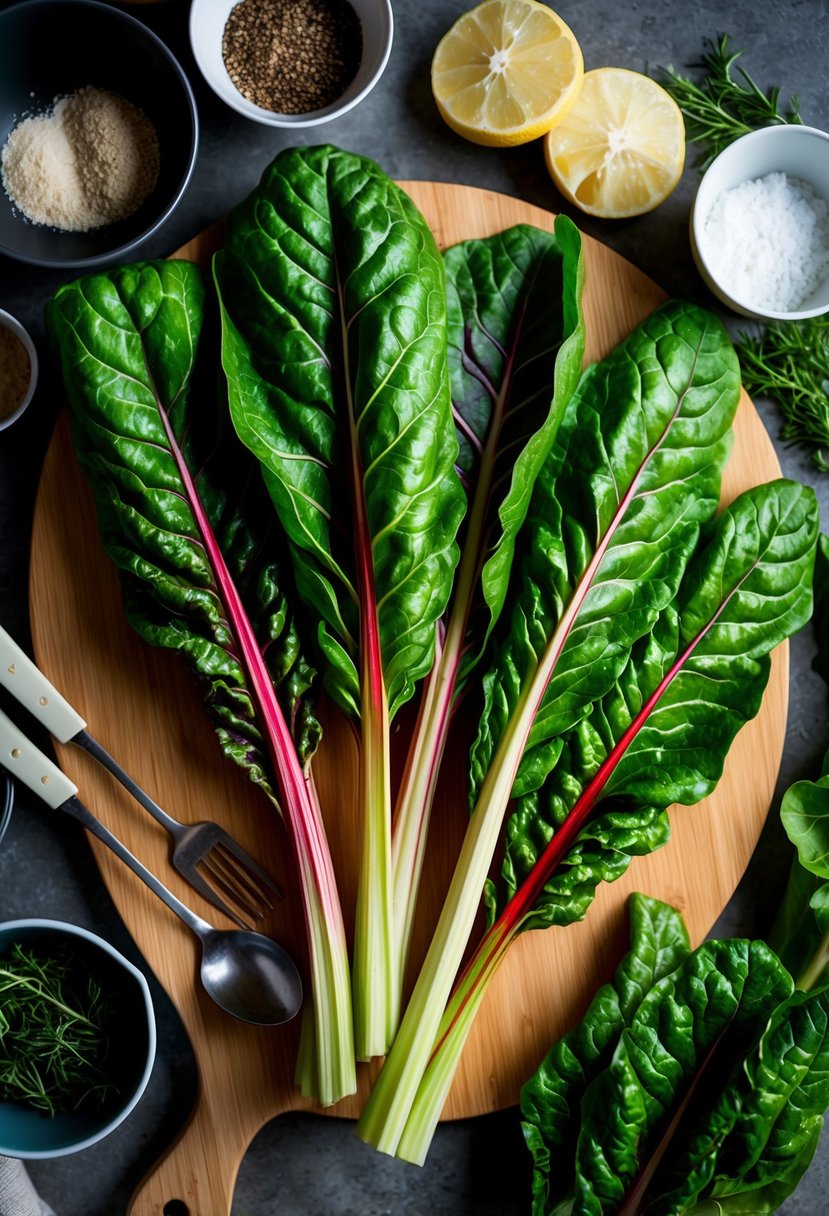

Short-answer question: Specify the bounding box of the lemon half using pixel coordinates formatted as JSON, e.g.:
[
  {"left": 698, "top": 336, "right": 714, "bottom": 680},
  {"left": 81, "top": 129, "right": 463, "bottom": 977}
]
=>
[
  {"left": 431, "top": 0, "right": 584, "bottom": 148},
  {"left": 544, "top": 67, "right": 686, "bottom": 218}
]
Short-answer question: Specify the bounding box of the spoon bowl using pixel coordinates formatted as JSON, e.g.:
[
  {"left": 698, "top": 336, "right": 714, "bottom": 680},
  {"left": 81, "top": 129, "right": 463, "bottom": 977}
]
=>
[{"left": 198, "top": 927, "right": 303, "bottom": 1025}]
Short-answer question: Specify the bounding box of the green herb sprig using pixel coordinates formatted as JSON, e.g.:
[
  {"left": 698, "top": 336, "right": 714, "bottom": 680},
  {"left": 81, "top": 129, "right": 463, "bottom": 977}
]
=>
[
  {"left": 658, "top": 33, "right": 802, "bottom": 170},
  {"left": 0, "top": 943, "right": 114, "bottom": 1116},
  {"left": 737, "top": 319, "right": 829, "bottom": 472}
]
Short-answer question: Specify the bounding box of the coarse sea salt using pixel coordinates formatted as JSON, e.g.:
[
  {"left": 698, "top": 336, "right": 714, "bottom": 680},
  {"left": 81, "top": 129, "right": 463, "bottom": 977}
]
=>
[{"left": 700, "top": 170, "right": 829, "bottom": 312}]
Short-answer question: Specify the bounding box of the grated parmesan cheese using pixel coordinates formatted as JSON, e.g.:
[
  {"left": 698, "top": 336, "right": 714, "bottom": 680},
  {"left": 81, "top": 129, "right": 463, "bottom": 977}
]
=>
[{"left": 699, "top": 171, "right": 829, "bottom": 312}]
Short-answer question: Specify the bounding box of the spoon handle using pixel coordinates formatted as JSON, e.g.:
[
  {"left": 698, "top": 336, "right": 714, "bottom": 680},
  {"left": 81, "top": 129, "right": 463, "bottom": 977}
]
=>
[
  {"left": 63, "top": 794, "right": 213, "bottom": 938},
  {"left": 0, "top": 703, "right": 211, "bottom": 938}
]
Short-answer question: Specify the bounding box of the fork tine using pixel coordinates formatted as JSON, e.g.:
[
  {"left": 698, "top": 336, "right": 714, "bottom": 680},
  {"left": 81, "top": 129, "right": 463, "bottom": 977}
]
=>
[
  {"left": 211, "top": 846, "right": 275, "bottom": 914},
  {"left": 214, "top": 832, "right": 284, "bottom": 898},
  {"left": 174, "top": 860, "right": 252, "bottom": 929},
  {"left": 200, "top": 846, "right": 274, "bottom": 920},
  {"left": 198, "top": 856, "right": 264, "bottom": 925}
]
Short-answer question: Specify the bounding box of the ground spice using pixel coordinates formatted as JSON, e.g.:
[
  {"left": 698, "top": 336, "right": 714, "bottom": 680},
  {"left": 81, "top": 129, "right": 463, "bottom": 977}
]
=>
[
  {"left": 222, "top": 0, "right": 363, "bottom": 115},
  {"left": 1, "top": 86, "right": 160, "bottom": 233},
  {"left": 0, "top": 326, "right": 31, "bottom": 423}
]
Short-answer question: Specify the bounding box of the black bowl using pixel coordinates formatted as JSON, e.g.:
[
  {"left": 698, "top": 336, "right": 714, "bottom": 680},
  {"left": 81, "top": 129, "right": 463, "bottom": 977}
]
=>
[{"left": 0, "top": 0, "right": 199, "bottom": 269}]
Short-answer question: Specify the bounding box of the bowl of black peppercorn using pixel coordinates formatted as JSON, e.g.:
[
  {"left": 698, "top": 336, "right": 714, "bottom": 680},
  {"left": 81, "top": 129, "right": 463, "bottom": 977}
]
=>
[{"left": 189, "top": 0, "right": 393, "bottom": 127}]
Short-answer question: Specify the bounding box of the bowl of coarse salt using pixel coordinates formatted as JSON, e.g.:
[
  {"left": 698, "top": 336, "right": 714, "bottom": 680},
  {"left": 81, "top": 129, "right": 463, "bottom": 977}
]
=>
[{"left": 690, "top": 124, "right": 829, "bottom": 322}]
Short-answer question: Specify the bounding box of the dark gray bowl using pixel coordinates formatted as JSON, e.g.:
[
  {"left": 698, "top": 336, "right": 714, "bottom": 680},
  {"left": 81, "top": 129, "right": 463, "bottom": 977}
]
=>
[{"left": 0, "top": 0, "right": 198, "bottom": 269}]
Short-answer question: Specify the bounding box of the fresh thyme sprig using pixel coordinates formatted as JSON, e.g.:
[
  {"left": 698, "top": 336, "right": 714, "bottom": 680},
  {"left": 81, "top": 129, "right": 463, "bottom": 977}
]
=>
[
  {"left": 658, "top": 33, "right": 803, "bottom": 170},
  {"left": 737, "top": 319, "right": 829, "bottom": 472},
  {"left": 0, "top": 943, "right": 114, "bottom": 1116}
]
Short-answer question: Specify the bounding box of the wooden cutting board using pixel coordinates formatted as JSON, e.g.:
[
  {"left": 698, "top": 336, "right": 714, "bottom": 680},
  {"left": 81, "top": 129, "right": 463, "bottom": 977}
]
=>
[{"left": 29, "top": 182, "right": 786, "bottom": 1216}]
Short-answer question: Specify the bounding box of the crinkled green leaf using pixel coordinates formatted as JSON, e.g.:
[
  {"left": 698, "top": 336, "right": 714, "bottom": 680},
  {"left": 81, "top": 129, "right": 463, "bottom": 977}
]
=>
[
  {"left": 491, "top": 479, "right": 816, "bottom": 941},
  {"left": 572, "top": 940, "right": 793, "bottom": 1216},
  {"left": 779, "top": 776, "right": 829, "bottom": 881},
  {"left": 647, "top": 985, "right": 829, "bottom": 1215},
  {"left": 213, "top": 144, "right": 465, "bottom": 721},
  {"left": 520, "top": 893, "right": 690, "bottom": 1216},
  {"left": 45, "top": 259, "right": 319, "bottom": 788},
  {"left": 45, "top": 256, "right": 356, "bottom": 1107},
  {"left": 470, "top": 299, "right": 741, "bottom": 807},
  {"left": 607, "top": 478, "right": 818, "bottom": 807},
  {"left": 444, "top": 217, "right": 586, "bottom": 676}
]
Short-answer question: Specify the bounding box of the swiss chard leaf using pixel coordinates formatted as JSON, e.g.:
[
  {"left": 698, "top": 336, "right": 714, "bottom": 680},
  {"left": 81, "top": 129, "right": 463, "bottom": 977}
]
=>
[
  {"left": 214, "top": 144, "right": 465, "bottom": 721},
  {"left": 46, "top": 260, "right": 317, "bottom": 782},
  {"left": 391, "top": 217, "right": 586, "bottom": 1012},
  {"left": 572, "top": 940, "right": 793, "bottom": 1216},
  {"left": 45, "top": 258, "right": 356, "bottom": 1107},
  {"left": 520, "top": 893, "right": 691, "bottom": 1216},
  {"left": 214, "top": 145, "right": 467, "bottom": 1058},
  {"left": 522, "top": 908, "right": 829, "bottom": 1216},
  {"left": 445, "top": 216, "right": 586, "bottom": 675},
  {"left": 498, "top": 478, "right": 818, "bottom": 934},
  {"left": 471, "top": 299, "right": 742, "bottom": 806}
]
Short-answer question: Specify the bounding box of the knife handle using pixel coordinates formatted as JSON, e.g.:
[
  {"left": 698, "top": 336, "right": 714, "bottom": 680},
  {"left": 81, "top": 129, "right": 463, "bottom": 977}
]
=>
[
  {"left": 0, "top": 705, "right": 77, "bottom": 809},
  {"left": 0, "top": 624, "right": 86, "bottom": 742}
]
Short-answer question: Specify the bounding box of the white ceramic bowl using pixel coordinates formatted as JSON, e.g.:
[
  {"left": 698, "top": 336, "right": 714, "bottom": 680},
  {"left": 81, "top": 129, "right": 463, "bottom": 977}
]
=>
[
  {"left": 189, "top": 0, "right": 393, "bottom": 128},
  {"left": 690, "top": 124, "right": 829, "bottom": 321},
  {"left": 0, "top": 309, "right": 38, "bottom": 432}
]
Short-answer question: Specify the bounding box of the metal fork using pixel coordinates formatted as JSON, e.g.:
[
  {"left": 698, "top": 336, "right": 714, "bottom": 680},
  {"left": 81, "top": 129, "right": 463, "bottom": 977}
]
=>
[{"left": 0, "top": 624, "right": 281, "bottom": 930}]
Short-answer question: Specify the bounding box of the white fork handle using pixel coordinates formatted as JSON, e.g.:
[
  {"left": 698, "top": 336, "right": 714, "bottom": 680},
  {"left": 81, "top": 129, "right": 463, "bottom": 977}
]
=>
[
  {"left": 0, "top": 704, "right": 77, "bottom": 809},
  {"left": 0, "top": 624, "right": 86, "bottom": 742}
]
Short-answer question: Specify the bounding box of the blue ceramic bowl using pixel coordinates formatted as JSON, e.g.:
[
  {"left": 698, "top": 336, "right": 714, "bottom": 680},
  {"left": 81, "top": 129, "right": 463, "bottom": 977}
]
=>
[{"left": 0, "top": 918, "right": 156, "bottom": 1158}]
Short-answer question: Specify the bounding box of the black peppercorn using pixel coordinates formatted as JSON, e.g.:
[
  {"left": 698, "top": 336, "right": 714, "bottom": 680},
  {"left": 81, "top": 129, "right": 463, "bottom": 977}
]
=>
[{"left": 222, "top": 0, "right": 363, "bottom": 115}]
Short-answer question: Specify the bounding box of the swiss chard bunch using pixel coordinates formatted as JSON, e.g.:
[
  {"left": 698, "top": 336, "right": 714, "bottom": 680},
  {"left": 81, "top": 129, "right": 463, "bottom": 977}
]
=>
[
  {"left": 357, "top": 299, "right": 819, "bottom": 1165},
  {"left": 521, "top": 891, "right": 829, "bottom": 1216}
]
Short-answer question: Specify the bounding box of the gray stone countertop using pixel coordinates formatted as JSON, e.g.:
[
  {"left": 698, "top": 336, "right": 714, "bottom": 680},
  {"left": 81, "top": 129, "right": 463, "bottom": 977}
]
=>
[{"left": 1, "top": 0, "right": 829, "bottom": 1212}]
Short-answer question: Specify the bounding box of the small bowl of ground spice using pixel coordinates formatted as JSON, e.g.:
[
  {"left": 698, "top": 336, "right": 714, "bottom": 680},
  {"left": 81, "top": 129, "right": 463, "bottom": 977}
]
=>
[
  {"left": 0, "top": 0, "right": 198, "bottom": 269},
  {"left": 690, "top": 124, "right": 829, "bottom": 321},
  {"left": 0, "top": 309, "right": 37, "bottom": 432},
  {"left": 189, "top": 0, "right": 393, "bottom": 128}
]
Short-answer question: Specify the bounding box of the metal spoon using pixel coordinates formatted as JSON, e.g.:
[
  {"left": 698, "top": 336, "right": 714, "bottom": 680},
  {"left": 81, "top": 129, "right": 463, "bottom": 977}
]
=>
[{"left": 0, "top": 707, "right": 303, "bottom": 1026}]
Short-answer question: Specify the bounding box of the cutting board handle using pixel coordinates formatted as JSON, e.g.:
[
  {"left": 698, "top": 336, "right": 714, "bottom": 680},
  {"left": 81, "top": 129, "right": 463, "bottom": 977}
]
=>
[{"left": 127, "top": 1092, "right": 252, "bottom": 1216}]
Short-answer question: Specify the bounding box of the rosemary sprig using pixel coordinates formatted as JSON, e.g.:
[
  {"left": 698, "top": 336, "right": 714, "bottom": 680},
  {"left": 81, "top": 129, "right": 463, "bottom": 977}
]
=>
[
  {"left": 658, "top": 33, "right": 803, "bottom": 169},
  {"left": 0, "top": 943, "right": 114, "bottom": 1116},
  {"left": 737, "top": 318, "right": 829, "bottom": 472}
]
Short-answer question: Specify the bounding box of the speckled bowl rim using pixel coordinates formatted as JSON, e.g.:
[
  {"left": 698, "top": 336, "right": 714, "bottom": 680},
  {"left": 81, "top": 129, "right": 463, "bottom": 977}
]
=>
[
  {"left": 0, "top": 308, "right": 37, "bottom": 431},
  {"left": 0, "top": 774, "right": 11, "bottom": 848}
]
